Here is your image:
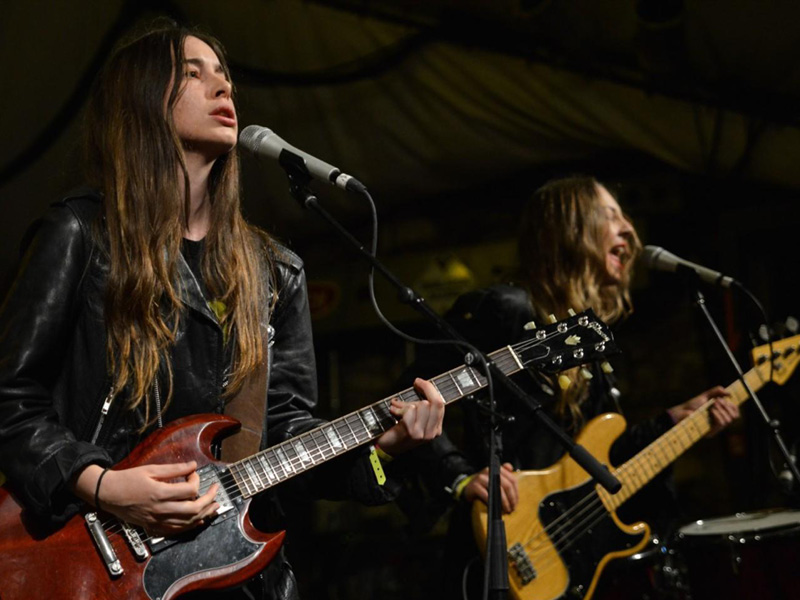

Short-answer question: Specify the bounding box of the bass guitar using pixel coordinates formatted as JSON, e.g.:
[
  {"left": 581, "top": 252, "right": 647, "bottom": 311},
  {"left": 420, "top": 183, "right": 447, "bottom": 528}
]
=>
[
  {"left": 0, "top": 309, "right": 615, "bottom": 599},
  {"left": 472, "top": 334, "right": 800, "bottom": 600}
]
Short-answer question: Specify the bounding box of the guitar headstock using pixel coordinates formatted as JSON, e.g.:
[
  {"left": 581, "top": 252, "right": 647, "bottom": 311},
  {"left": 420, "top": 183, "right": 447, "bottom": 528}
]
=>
[
  {"left": 751, "top": 334, "right": 800, "bottom": 385},
  {"left": 513, "top": 309, "right": 620, "bottom": 374}
]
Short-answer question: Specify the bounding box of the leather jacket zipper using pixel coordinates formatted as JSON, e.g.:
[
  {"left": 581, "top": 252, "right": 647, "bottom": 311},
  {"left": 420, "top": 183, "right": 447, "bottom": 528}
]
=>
[
  {"left": 154, "top": 378, "right": 164, "bottom": 429},
  {"left": 90, "top": 388, "right": 115, "bottom": 445}
]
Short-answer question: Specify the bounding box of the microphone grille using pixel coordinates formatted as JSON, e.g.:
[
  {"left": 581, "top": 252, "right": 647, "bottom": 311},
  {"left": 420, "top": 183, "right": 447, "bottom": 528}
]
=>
[
  {"left": 641, "top": 245, "right": 663, "bottom": 267},
  {"left": 238, "top": 125, "right": 270, "bottom": 154}
]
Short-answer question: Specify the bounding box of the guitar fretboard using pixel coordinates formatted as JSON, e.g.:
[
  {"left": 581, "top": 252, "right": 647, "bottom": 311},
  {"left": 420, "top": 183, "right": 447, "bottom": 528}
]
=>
[
  {"left": 228, "top": 345, "right": 528, "bottom": 498},
  {"left": 599, "top": 361, "right": 771, "bottom": 510}
]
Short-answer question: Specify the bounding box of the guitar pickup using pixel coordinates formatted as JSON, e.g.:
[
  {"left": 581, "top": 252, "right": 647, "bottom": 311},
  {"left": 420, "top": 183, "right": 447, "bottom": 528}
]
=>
[{"left": 85, "top": 512, "right": 123, "bottom": 577}]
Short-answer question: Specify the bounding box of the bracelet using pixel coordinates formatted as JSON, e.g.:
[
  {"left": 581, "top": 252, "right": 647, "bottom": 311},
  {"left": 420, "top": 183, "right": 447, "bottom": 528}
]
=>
[
  {"left": 445, "top": 473, "right": 476, "bottom": 501},
  {"left": 368, "top": 446, "right": 386, "bottom": 486},
  {"left": 94, "top": 467, "right": 110, "bottom": 512},
  {"left": 453, "top": 474, "right": 476, "bottom": 501},
  {"left": 374, "top": 443, "right": 394, "bottom": 463}
]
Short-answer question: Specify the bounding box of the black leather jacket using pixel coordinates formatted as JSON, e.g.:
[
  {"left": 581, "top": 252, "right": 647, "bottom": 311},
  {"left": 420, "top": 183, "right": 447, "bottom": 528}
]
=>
[{"left": 0, "top": 190, "right": 393, "bottom": 598}]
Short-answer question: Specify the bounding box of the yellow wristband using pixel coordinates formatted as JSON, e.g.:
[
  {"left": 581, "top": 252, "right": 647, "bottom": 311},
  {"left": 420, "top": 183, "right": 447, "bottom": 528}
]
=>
[
  {"left": 453, "top": 473, "right": 477, "bottom": 501},
  {"left": 374, "top": 444, "right": 394, "bottom": 463},
  {"left": 368, "top": 445, "right": 386, "bottom": 486}
]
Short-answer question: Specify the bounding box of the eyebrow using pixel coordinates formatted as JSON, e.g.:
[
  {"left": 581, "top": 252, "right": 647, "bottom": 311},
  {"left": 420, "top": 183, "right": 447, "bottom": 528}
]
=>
[{"left": 183, "top": 57, "right": 226, "bottom": 74}]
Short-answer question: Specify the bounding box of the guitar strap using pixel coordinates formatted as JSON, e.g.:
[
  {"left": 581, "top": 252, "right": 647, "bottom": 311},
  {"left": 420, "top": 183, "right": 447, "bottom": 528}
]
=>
[
  {"left": 221, "top": 352, "right": 268, "bottom": 462},
  {"left": 219, "top": 272, "right": 274, "bottom": 462}
]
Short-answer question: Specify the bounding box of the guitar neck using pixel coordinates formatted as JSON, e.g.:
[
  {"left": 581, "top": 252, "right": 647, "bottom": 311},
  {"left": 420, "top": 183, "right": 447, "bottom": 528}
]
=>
[
  {"left": 600, "top": 361, "right": 771, "bottom": 510},
  {"left": 228, "top": 346, "right": 526, "bottom": 498}
]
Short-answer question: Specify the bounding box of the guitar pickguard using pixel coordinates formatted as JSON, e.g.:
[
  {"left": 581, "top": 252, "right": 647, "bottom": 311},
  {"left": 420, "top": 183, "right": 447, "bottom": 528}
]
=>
[
  {"left": 538, "top": 482, "right": 646, "bottom": 600},
  {"left": 143, "top": 501, "right": 263, "bottom": 600}
]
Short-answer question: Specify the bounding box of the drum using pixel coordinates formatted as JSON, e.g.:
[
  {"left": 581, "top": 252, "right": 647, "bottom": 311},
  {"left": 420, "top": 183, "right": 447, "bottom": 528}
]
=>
[
  {"left": 675, "top": 509, "right": 800, "bottom": 600},
  {"left": 594, "top": 536, "right": 689, "bottom": 600}
]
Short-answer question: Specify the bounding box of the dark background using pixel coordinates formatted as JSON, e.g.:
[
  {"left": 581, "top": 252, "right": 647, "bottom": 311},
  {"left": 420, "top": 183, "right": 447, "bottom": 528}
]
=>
[{"left": 2, "top": 1, "right": 800, "bottom": 598}]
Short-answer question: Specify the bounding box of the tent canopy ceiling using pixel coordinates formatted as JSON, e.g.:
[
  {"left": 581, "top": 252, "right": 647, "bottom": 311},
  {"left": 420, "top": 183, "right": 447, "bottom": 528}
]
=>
[{"left": 2, "top": 0, "right": 799, "bottom": 272}]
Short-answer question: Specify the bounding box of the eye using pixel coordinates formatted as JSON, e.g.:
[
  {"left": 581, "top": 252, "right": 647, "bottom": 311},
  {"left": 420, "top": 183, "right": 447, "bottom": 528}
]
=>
[{"left": 185, "top": 69, "right": 200, "bottom": 79}]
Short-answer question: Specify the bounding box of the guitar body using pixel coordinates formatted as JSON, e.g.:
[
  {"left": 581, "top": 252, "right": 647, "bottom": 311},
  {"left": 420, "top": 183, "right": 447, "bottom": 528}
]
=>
[
  {"left": 472, "top": 413, "right": 650, "bottom": 600},
  {"left": 0, "top": 415, "right": 285, "bottom": 600}
]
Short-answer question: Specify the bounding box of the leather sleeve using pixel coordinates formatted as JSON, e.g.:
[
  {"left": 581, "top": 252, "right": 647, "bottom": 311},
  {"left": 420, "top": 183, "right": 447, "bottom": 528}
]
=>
[
  {"left": 264, "top": 257, "right": 320, "bottom": 445},
  {"left": 0, "top": 203, "right": 112, "bottom": 521}
]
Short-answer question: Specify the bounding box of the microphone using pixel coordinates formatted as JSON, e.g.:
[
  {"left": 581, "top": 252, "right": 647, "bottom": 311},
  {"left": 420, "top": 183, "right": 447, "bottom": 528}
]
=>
[
  {"left": 238, "top": 125, "right": 366, "bottom": 194},
  {"left": 642, "top": 245, "right": 738, "bottom": 288}
]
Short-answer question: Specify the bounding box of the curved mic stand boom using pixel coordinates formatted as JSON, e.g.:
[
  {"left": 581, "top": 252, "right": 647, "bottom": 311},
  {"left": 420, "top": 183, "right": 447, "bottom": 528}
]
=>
[{"left": 274, "top": 150, "right": 621, "bottom": 600}]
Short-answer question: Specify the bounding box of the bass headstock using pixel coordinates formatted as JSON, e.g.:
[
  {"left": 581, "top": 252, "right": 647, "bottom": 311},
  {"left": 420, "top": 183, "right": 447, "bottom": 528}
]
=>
[
  {"left": 751, "top": 334, "right": 800, "bottom": 386},
  {"left": 512, "top": 308, "right": 620, "bottom": 374}
]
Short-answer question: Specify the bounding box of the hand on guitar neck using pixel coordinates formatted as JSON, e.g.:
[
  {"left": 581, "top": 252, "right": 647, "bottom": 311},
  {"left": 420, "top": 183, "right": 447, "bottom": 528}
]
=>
[
  {"left": 374, "top": 378, "right": 446, "bottom": 456},
  {"left": 665, "top": 385, "right": 740, "bottom": 437}
]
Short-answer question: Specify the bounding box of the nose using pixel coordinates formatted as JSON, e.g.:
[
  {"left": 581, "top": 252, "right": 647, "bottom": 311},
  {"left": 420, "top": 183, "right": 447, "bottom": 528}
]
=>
[
  {"left": 211, "top": 73, "right": 232, "bottom": 98},
  {"left": 618, "top": 214, "right": 634, "bottom": 236}
]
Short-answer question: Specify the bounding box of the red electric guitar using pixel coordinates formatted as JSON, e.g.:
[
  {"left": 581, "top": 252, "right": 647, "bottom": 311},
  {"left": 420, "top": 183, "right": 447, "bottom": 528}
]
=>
[{"left": 0, "top": 310, "right": 616, "bottom": 599}]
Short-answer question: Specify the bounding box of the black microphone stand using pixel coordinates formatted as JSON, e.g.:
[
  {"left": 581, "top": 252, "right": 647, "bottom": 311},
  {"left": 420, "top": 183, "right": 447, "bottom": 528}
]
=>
[
  {"left": 677, "top": 265, "right": 800, "bottom": 487},
  {"left": 276, "top": 152, "right": 621, "bottom": 599}
]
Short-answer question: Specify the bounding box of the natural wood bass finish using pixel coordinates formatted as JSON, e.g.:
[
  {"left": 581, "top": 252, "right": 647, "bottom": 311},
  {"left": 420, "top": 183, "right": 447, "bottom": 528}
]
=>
[{"left": 473, "top": 334, "right": 800, "bottom": 600}]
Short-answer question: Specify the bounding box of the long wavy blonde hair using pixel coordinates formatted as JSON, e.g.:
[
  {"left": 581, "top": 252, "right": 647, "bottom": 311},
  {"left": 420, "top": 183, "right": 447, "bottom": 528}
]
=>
[
  {"left": 518, "top": 176, "right": 640, "bottom": 425},
  {"left": 84, "top": 24, "right": 273, "bottom": 426}
]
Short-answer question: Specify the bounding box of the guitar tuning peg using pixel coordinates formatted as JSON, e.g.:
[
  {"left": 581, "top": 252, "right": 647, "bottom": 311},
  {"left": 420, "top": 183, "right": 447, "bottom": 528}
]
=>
[
  {"left": 568, "top": 308, "right": 576, "bottom": 316},
  {"left": 600, "top": 361, "right": 614, "bottom": 374},
  {"left": 523, "top": 321, "right": 537, "bottom": 331},
  {"left": 580, "top": 368, "right": 593, "bottom": 380},
  {"left": 558, "top": 375, "right": 572, "bottom": 390},
  {"left": 548, "top": 314, "right": 558, "bottom": 324}
]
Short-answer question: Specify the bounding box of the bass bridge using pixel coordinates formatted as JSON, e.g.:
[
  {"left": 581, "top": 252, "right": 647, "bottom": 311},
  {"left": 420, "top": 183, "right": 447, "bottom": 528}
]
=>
[{"left": 508, "top": 541, "right": 537, "bottom": 584}]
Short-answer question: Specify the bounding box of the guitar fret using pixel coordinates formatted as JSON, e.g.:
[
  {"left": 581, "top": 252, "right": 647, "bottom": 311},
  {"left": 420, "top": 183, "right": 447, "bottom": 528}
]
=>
[
  {"left": 334, "top": 419, "right": 355, "bottom": 446},
  {"left": 358, "top": 408, "right": 380, "bottom": 437},
  {"left": 293, "top": 437, "right": 313, "bottom": 467},
  {"left": 249, "top": 456, "right": 269, "bottom": 489},
  {"left": 275, "top": 446, "right": 294, "bottom": 476},
  {"left": 268, "top": 451, "right": 287, "bottom": 481},
  {"left": 432, "top": 375, "right": 457, "bottom": 403},
  {"left": 306, "top": 429, "right": 328, "bottom": 461},
  {"left": 258, "top": 453, "right": 277, "bottom": 483},
  {"left": 467, "top": 366, "right": 486, "bottom": 388},
  {"left": 447, "top": 371, "right": 463, "bottom": 397},
  {"left": 373, "top": 401, "right": 397, "bottom": 429},
  {"left": 346, "top": 413, "right": 369, "bottom": 444},
  {"left": 323, "top": 424, "right": 344, "bottom": 452},
  {"left": 236, "top": 463, "right": 255, "bottom": 496},
  {"left": 243, "top": 459, "right": 263, "bottom": 493}
]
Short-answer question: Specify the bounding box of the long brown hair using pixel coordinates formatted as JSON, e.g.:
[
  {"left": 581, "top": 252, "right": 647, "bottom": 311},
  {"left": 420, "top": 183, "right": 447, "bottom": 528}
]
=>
[
  {"left": 517, "top": 176, "right": 640, "bottom": 424},
  {"left": 85, "top": 23, "right": 273, "bottom": 426}
]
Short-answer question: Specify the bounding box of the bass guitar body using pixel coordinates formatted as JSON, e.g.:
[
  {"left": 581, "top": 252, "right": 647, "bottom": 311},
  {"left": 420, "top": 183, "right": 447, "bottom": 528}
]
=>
[
  {"left": 0, "top": 415, "right": 284, "bottom": 600},
  {"left": 473, "top": 413, "right": 649, "bottom": 600}
]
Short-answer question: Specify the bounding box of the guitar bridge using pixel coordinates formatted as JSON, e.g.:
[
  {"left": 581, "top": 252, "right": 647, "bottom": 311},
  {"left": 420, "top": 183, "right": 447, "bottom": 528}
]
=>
[
  {"left": 508, "top": 542, "right": 537, "bottom": 584},
  {"left": 85, "top": 512, "right": 123, "bottom": 577}
]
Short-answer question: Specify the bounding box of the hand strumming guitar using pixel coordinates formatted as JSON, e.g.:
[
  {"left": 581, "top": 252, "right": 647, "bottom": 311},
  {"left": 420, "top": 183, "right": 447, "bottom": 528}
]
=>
[{"left": 72, "top": 462, "right": 220, "bottom": 537}]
